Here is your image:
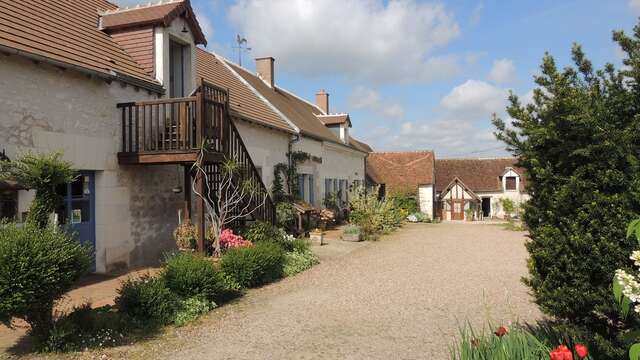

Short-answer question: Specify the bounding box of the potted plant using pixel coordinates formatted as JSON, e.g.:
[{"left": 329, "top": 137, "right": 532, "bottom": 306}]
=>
[
  {"left": 309, "top": 228, "right": 325, "bottom": 245},
  {"left": 341, "top": 224, "right": 361, "bottom": 242},
  {"left": 173, "top": 220, "right": 197, "bottom": 251}
]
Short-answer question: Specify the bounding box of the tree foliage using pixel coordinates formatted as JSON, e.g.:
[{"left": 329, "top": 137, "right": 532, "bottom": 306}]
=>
[
  {"left": 0, "top": 152, "right": 76, "bottom": 228},
  {"left": 493, "top": 23, "right": 640, "bottom": 358}
]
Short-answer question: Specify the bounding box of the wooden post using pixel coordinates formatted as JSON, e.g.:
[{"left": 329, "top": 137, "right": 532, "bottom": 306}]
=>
[
  {"left": 196, "top": 171, "right": 206, "bottom": 253},
  {"left": 183, "top": 165, "right": 192, "bottom": 220},
  {"left": 195, "top": 79, "right": 204, "bottom": 148}
]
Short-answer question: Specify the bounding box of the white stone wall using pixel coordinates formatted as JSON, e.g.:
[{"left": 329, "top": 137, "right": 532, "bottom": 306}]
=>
[
  {"left": 233, "top": 119, "right": 289, "bottom": 191},
  {"left": 476, "top": 191, "right": 529, "bottom": 219},
  {"left": 418, "top": 184, "right": 434, "bottom": 218},
  {"left": 320, "top": 141, "right": 366, "bottom": 206},
  {"left": 0, "top": 55, "right": 183, "bottom": 273}
]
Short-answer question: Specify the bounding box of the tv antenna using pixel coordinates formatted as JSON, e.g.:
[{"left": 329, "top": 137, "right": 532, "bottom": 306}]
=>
[{"left": 232, "top": 34, "right": 251, "bottom": 66}]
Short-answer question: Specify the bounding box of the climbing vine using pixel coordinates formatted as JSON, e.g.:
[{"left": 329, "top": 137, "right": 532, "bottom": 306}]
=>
[{"left": 272, "top": 150, "right": 310, "bottom": 202}]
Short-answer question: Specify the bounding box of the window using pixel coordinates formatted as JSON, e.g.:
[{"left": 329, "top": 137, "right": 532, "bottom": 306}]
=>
[
  {"left": 298, "top": 174, "right": 305, "bottom": 200},
  {"left": 505, "top": 176, "right": 517, "bottom": 191}
]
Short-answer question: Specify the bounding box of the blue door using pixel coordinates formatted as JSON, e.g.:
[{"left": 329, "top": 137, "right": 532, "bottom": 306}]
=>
[{"left": 56, "top": 172, "right": 96, "bottom": 270}]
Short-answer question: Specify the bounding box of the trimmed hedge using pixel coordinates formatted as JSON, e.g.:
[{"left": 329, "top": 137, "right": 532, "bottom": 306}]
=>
[
  {"left": 220, "top": 242, "right": 285, "bottom": 288},
  {"left": 115, "top": 276, "right": 180, "bottom": 325}
]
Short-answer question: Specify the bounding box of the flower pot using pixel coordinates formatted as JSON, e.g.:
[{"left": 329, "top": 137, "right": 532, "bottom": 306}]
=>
[{"left": 341, "top": 233, "right": 361, "bottom": 242}]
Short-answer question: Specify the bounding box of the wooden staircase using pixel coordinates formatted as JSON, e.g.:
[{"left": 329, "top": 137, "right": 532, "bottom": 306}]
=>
[{"left": 117, "top": 81, "right": 276, "bottom": 232}]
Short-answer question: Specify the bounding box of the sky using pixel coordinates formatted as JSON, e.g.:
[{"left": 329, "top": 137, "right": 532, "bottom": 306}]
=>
[{"left": 113, "top": 0, "right": 639, "bottom": 158}]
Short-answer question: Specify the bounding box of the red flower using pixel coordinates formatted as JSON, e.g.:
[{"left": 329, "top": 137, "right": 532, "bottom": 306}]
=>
[
  {"left": 574, "top": 344, "right": 588, "bottom": 359},
  {"left": 494, "top": 325, "right": 509, "bottom": 337},
  {"left": 550, "top": 345, "right": 573, "bottom": 360}
]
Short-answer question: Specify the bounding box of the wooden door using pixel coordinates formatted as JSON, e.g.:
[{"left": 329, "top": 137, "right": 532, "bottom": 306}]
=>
[{"left": 451, "top": 200, "right": 464, "bottom": 220}]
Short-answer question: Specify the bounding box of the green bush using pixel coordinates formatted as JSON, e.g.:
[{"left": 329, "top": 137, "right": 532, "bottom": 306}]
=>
[
  {"left": 161, "top": 252, "right": 225, "bottom": 301},
  {"left": 350, "top": 192, "right": 404, "bottom": 240},
  {"left": 0, "top": 152, "right": 77, "bottom": 228},
  {"left": 173, "top": 296, "right": 216, "bottom": 326},
  {"left": 42, "top": 304, "right": 132, "bottom": 352},
  {"left": 492, "top": 23, "right": 640, "bottom": 359},
  {"left": 115, "top": 276, "right": 180, "bottom": 325},
  {"left": 220, "top": 242, "right": 285, "bottom": 288},
  {"left": 290, "top": 238, "right": 311, "bottom": 253},
  {"left": 242, "top": 221, "right": 292, "bottom": 251},
  {"left": 283, "top": 249, "right": 319, "bottom": 277},
  {"left": 0, "top": 223, "right": 91, "bottom": 340},
  {"left": 276, "top": 202, "right": 296, "bottom": 229},
  {"left": 389, "top": 191, "right": 419, "bottom": 215}
]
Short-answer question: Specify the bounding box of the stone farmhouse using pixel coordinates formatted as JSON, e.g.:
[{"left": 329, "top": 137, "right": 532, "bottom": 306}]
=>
[{"left": 0, "top": 0, "right": 370, "bottom": 273}]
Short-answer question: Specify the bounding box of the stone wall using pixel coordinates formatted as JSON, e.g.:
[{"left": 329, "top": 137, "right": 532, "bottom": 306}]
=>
[{"left": 0, "top": 55, "right": 182, "bottom": 272}]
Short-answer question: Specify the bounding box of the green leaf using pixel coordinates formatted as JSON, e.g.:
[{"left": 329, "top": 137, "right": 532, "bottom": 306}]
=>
[
  {"left": 629, "top": 219, "right": 640, "bottom": 239},
  {"left": 624, "top": 330, "right": 640, "bottom": 344},
  {"left": 629, "top": 343, "right": 640, "bottom": 360}
]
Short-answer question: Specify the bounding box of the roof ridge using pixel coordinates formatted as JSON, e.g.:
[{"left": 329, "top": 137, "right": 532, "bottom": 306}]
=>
[
  {"left": 371, "top": 150, "right": 434, "bottom": 154},
  {"left": 276, "top": 86, "right": 327, "bottom": 115},
  {"left": 102, "top": 0, "right": 182, "bottom": 14},
  {"left": 437, "top": 156, "right": 515, "bottom": 160},
  {"left": 316, "top": 113, "right": 349, "bottom": 117},
  {"left": 209, "top": 50, "right": 300, "bottom": 134}
]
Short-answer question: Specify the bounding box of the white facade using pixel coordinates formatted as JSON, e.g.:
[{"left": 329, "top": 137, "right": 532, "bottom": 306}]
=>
[
  {"left": 0, "top": 54, "right": 182, "bottom": 273},
  {"left": 418, "top": 185, "right": 434, "bottom": 218}
]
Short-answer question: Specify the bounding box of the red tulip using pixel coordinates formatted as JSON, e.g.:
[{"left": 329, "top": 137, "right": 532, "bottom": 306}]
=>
[
  {"left": 494, "top": 325, "right": 509, "bottom": 337},
  {"left": 574, "top": 344, "right": 588, "bottom": 358},
  {"left": 550, "top": 345, "right": 573, "bottom": 360}
]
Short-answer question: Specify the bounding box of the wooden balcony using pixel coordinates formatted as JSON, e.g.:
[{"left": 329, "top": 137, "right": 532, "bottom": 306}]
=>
[{"left": 117, "top": 84, "right": 228, "bottom": 165}]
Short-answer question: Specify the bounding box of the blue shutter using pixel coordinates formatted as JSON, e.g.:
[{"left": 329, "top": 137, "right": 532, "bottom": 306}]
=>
[
  {"left": 325, "top": 178, "right": 331, "bottom": 196},
  {"left": 298, "top": 175, "right": 305, "bottom": 200},
  {"left": 309, "top": 175, "right": 315, "bottom": 205}
]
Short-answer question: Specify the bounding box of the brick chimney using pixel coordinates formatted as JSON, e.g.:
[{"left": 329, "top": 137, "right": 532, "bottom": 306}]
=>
[
  {"left": 256, "top": 57, "right": 275, "bottom": 88},
  {"left": 316, "top": 89, "right": 329, "bottom": 114}
]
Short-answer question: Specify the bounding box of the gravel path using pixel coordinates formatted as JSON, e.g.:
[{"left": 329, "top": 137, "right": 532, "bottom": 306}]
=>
[{"left": 128, "top": 222, "right": 541, "bottom": 360}]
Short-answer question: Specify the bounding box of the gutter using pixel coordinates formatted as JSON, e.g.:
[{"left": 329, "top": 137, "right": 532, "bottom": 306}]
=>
[{"left": 0, "top": 45, "right": 165, "bottom": 94}]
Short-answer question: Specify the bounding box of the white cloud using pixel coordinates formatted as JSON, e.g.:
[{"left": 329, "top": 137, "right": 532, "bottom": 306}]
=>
[
  {"left": 227, "top": 0, "right": 461, "bottom": 83},
  {"left": 440, "top": 80, "right": 509, "bottom": 117},
  {"left": 348, "top": 86, "right": 404, "bottom": 119},
  {"left": 487, "top": 58, "right": 516, "bottom": 84},
  {"left": 630, "top": 0, "right": 640, "bottom": 13},
  {"left": 195, "top": 14, "right": 215, "bottom": 46},
  {"left": 109, "top": 0, "right": 146, "bottom": 7},
  {"left": 469, "top": 3, "right": 483, "bottom": 26}
]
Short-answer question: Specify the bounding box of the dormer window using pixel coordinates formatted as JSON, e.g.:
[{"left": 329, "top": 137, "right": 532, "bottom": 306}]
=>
[
  {"left": 501, "top": 167, "right": 520, "bottom": 192},
  {"left": 505, "top": 176, "right": 517, "bottom": 191}
]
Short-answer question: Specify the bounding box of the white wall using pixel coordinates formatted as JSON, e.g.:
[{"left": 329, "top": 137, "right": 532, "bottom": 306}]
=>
[
  {"left": 320, "top": 141, "right": 366, "bottom": 206},
  {"left": 418, "top": 184, "right": 434, "bottom": 218},
  {"left": 0, "top": 55, "right": 183, "bottom": 273},
  {"left": 233, "top": 119, "right": 289, "bottom": 191},
  {"left": 477, "top": 191, "right": 529, "bottom": 219}
]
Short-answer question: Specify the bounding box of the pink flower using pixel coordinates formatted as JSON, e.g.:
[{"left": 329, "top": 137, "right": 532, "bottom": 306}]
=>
[{"left": 220, "top": 229, "right": 252, "bottom": 250}]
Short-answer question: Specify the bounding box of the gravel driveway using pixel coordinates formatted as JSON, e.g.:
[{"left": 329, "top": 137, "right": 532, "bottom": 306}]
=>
[{"left": 49, "top": 222, "right": 539, "bottom": 360}]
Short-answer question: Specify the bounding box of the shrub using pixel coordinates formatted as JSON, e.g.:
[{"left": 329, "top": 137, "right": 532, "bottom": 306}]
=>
[
  {"left": 343, "top": 224, "right": 361, "bottom": 235},
  {"left": 173, "top": 296, "right": 216, "bottom": 326},
  {"left": 0, "top": 152, "right": 77, "bottom": 228},
  {"left": 42, "top": 304, "right": 131, "bottom": 352},
  {"left": 492, "top": 22, "right": 640, "bottom": 359},
  {"left": 350, "top": 192, "right": 404, "bottom": 240},
  {"left": 276, "top": 202, "right": 296, "bottom": 228},
  {"left": 0, "top": 223, "right": 91, "bottom": 340},
  {"left": 115, "top": 276, "right": 180, "bottom": 325},
  {"left": 389, "top": 191, "right": 419, "bottom": 215},
  {"left": 242, "top": 221, "right": 292, "bottom": 251},
  {"left": 283, "top": 249, "right": 319, "bottom": 277},
  {"left": 161, "top": 252, "right": 225, "bottom": 301},
  {"left": 220, "top": 242, "right": 285, "bottom": 288},
  {"left": 290, "top": 238, "right": 311, "bottom": 253}
]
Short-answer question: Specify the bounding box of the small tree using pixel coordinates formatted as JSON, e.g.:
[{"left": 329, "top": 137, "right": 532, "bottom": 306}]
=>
[
  {"left": 0, "top": 223, "right": 90, "bottom": 340},
  {"left": 191, "top": 150, "right": 268, "bottom": 256},
  {"left": 498, "top": 198, "right": 515, "bottom": 218},
  {"left": 493, "top": 22, "right": 640, "bottom": 358},
  {"left": 0, "top": 152, "right": 76, "bottom": 228}
]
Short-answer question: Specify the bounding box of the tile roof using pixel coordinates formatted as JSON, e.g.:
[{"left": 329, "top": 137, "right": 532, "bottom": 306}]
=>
[
  {"left": 317, "top": 114, "right": 351, "bottom": 126},
  {"left": 0, "top": 0, "right": 161, "bottom": 91},
  {"left": 435, "top": 158, "right": 526, "bottom": 192},
  {"left": 100, "top": 0, "right": 206, "bottom": 45},
  {"left": 225, "top": 61, "right": 349, "bottom": 144},
  {"left": 366, "top": 151, "right": 435, "bottom": 193},
  {"left": 350, "top": 138, "right": 373, "bottom": 153},
  {"left": 195, "top": 48, "right": 295, "bottom": 133}
]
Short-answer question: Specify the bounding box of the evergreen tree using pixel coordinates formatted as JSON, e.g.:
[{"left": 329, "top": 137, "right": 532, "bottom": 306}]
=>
[{"left": 493, "top": 23, "right": 640, "bottom": 358}]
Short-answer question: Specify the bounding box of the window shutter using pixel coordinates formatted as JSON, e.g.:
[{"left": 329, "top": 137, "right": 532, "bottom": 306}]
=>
[
  {"left": 309, "top": 175, "right": 315, "bottom": 205},
  {"left": 298, "top": 175, "right": 305, "bottom": 200},
  {"left": 325, "top": 178, "right": 331, "bottom": 195}
]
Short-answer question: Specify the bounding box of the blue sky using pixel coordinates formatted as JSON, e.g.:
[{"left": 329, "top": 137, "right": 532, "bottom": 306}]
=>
[{"left": 115, "top": 0, "right": 639, "bottom": 157}]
